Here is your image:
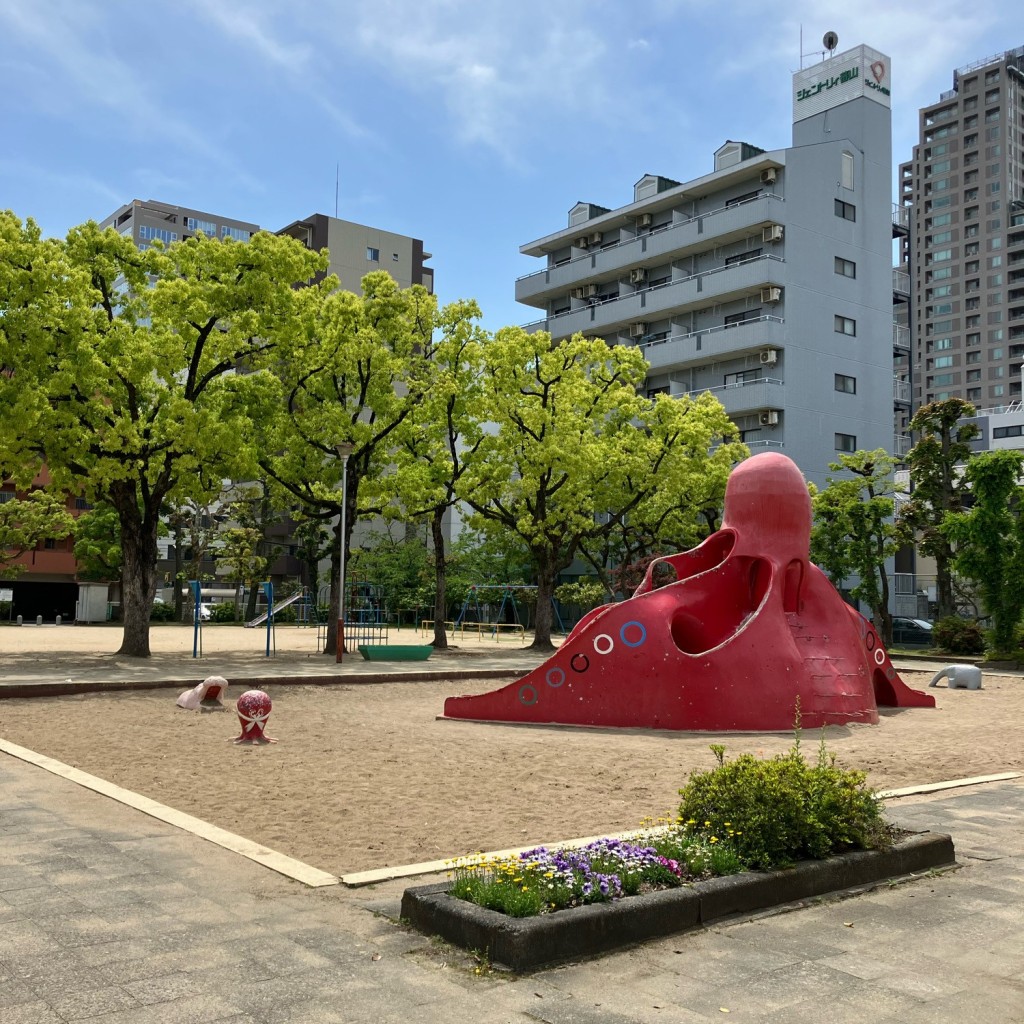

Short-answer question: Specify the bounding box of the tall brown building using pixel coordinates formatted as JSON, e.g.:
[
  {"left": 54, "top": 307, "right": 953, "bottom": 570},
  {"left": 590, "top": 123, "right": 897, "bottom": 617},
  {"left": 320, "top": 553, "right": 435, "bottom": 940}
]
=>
[{"left": 899, "top": 46, "right": 1024, "bottom": 411}]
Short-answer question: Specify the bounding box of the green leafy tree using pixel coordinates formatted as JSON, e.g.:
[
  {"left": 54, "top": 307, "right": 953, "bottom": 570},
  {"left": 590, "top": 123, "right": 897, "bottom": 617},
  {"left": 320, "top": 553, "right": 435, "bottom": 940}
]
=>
[
  {"left": 217, "top": 483, "right": 283, "bottom": 620},
  {"left": 258, "top": 271, "right": 438, "bottom": 655},
  {"left": 0, "top": 212, "right": 323, "bottom": 655},
  {"left": 71, "top": 501, "right": 122, "bottom": 581},
  {"left": 386, "top": 299, "right": 487, "bottom": 647},
  {"left": 0, "top": 490, "right": 74, "bottom": 578},
  {"left": 347, "top": 533, "right": 432, "bottom": 623},
  {"left": 899, "top": 398, "right": 979, "bottom": 619},
  {"left": 457, "top": 328, "right": 746, "bottom": 649},
  {"left": 811, "top": 450, "right": 902, "bottom": 644},
  {"left": 942, "top": 449, "right": 1024, "bottom": 652}
]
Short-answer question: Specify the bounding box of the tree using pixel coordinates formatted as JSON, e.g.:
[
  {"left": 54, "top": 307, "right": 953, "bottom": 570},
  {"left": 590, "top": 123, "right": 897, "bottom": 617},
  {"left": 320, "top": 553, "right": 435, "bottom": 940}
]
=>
[
  {"left": 258, "top": 271, "right": 439, "bottom": 656},
  {"left": 810, "top": 449, "right": 902, "bottom": 644},
  {"left": 899, "top": 398, "right": 979, "bottom": 619},
  {"left": 71, "top": 501, "right": 122, "bottom": 581},
  {"left": 457, "top": 328, "right": 746, "bottom": 649},
  {"left": 0, "top": 490, "right": 74, "bottom": 578},
  {"left": 0, "top": 212, "right": 323, "bottom": 655},
  {"left": 217, "top": 484, "right": 284, "bottom": 621},
  {"left": 386, "top": 299, "right": 487, "bottom": 647},
  {"left": 942, "top": 449, "right": 1024, "bottom": 652}
]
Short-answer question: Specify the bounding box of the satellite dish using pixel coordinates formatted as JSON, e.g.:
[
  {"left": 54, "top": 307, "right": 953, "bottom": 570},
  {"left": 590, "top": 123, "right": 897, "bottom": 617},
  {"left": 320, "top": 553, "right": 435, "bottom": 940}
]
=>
[{"left": 823, "top": 31, "right": 839, "bottom": 52}]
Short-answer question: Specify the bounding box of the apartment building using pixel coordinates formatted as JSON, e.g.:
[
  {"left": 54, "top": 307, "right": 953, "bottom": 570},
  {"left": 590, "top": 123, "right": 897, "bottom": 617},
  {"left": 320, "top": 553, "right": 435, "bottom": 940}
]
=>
[
  {"left": 100, "top": 198, "right": 259, "bottom": 248},
  {"left": 516, "top": 45, "right": 901, "bottom": 487},
  {"left": 899, "top": 46, "right": 1024, "bottom": 410},
  {"left": 277, "top": 213, "right": 434, "bottom": 294}
]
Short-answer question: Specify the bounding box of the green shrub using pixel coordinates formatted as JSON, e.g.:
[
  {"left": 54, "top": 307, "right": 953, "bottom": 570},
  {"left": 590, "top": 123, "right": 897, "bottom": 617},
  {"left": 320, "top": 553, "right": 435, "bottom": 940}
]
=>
[
  {"left": 932, "top": 616, "right": 986, "bottom": 655},
  {"left": 149, "top": 602, "right": 176, "bottom": 622},
  {"left": 209, "top": 602, "right": 238, "bottom": 623},
  {"left": 677, "top": 737, "right": 889, "bottom": 870}
]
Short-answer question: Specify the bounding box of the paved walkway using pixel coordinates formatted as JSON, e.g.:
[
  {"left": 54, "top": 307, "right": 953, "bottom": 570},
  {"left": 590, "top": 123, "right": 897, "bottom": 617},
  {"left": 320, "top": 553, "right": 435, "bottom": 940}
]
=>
[{"left": 1, "top": 754, "right": 1022, "bottom": 1022}]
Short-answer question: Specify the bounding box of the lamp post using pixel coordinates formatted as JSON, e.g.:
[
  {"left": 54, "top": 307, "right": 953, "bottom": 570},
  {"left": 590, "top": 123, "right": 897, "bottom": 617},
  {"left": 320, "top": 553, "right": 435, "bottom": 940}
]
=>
[{"left": 335, "top": 442, "right": 355, "bottom": 663}]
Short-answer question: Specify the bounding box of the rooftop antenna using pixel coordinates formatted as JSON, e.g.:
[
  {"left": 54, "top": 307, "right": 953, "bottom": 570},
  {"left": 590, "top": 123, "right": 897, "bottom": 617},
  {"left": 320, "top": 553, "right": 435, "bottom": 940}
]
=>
[{"left": 799, "top": 26, "right": 838, "bottom": 68}]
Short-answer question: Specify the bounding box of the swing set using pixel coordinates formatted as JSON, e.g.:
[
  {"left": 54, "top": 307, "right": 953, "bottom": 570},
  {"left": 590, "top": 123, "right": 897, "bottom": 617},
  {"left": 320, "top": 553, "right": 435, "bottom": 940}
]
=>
[{"left": 420, "top": 584, "right": 566, "bottom": 642}]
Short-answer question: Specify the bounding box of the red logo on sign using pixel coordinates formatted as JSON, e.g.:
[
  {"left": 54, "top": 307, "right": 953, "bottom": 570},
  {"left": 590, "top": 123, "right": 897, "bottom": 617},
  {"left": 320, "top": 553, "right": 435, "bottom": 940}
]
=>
[{"left": 871, "top": 61, "right": 886, "bottom": 83}]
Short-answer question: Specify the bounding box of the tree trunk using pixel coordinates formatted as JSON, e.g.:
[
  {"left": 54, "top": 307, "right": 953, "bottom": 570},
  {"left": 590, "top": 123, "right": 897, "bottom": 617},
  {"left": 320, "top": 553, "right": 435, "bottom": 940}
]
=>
[
  {"left": 245, "top": 584, "right": 259, "bottom": 622},
  {"left": 875, "top": 563, "right": 893, "bottom": 647},
  {"left": 935, "top": 555, "right": 955, "bottom": 621},
  {"left": 531, "top": 559, "right": 558, "bottom": 650},
  {"left": 431, "top": 509, "right": 448, "bottom": 649},
  {"left": 173, "top": 522, "right": 184, "bottom": 621},
  {"left": 324, "top": 517, "right": 341, "bottom": 656},
  {"left": 116, "top": 505, "right": 159, "bottom": 657}
]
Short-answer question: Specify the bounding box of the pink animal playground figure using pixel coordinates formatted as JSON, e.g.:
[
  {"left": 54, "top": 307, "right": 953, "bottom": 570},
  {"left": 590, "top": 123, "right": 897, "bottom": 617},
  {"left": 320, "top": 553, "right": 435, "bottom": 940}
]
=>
[
  {"left": 176, "top": 675, "right": 229, "bottom": 711},
  {"left": 444, "top": 452, "right": 935, "bottom": 732},
  {"left": 232, "top": 689, "right": 277, "bottom": 745}
]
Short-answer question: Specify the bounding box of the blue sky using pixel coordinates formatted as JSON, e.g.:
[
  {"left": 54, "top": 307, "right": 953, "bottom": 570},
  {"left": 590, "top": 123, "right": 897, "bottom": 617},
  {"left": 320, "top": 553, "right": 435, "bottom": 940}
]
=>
[{"left": 0, "top": 0, "right": 1016, "bottom": 332}]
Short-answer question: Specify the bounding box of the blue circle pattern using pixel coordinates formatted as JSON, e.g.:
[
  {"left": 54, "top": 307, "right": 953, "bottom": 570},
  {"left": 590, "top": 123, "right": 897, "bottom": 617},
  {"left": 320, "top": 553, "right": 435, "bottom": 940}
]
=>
[
  {"left": 546, "top": 667, "right": 566, "bottom": 688},
  {"left": 620, "top": 621, "right": 647, "bottom": 647}
]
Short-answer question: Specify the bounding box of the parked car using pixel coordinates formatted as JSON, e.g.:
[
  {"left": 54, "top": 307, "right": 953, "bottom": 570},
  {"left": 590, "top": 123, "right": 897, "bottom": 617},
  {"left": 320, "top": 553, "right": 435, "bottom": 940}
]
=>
[{"left": 891, "top": 616, "right": 933, "bottom": 647}]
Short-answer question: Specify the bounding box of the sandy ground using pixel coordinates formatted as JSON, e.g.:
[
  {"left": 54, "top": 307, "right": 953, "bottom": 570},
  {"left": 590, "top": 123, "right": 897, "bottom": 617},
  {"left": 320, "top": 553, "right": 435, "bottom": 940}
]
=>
[{"left": 1, "top": 638, "right": 1022, "bottom": 876}]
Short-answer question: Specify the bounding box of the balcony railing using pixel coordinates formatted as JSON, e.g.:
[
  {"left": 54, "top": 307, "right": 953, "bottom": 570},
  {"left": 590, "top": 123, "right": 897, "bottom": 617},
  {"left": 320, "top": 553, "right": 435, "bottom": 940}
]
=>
[
  {"left": 678, "top": 377, "right": 785, "bottom": 418},
  {"left": 893, "top": 323, "right": 910, "bottom": 351},
  {"left": 893, "top": 433, "right": 912, "bottom": 456},
  {"left": 638, "top": 315, "right": 784, "bottom": 371},
  {"left": 521, "top": 254, "right": 785, "bottom": 334},
  {"left": 516, "top": 192, "right": 784, "bottom": 284},
  {"left": 892, "top": 269, "right": 910, "bottom": 294},
  {"left": 893, "top": 377, "right": 911, "bottom": 403},
  {"left": 892, "top": 204, "right": 910, "bottom": 231}
]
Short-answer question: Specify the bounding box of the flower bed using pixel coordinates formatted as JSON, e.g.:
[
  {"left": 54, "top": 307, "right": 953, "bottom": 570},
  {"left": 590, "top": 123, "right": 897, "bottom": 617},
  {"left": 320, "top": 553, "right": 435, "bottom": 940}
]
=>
[{"left": 401, "top": 830, "right": 956, "bottom": 971}]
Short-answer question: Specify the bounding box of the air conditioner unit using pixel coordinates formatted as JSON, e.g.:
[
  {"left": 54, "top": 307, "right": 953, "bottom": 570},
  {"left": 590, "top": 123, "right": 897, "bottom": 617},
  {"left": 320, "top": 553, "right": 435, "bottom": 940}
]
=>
[
  {"left": 759, "top": 409, "right": 780, "bottom": 426},
  {"left": 759, "top": 348, "right": 779, "bottom": 365},
  {"left": 760, "top": 286, "right": 782, "bottom": 304},
  {"left": 638, "top": 213, "right": 653, "bottom": 228},
  {"left": 584, "top": 283, "right": 599, "bottom": 297},
  {"left": 762, "top": 224, "right": 784, "bottom": 243},
  {"left": 575, "top": 236, "right": 590, "bottom": 249},
  {"left": 760, "top": 168, "right": 777, "bottom": 185},
  {"left": 589, "top": 232, "right": 603, "bottom": 245},
  {"left": 629, "top": 322, "right": 648, "bottom": 338},
  {"left": 630, "top": 268, "right": 647, "bottom": 284}
]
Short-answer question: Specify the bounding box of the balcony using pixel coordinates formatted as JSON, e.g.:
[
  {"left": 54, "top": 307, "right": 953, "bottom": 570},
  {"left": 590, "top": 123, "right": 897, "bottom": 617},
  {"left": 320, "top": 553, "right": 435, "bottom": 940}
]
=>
[
  {"left": 892, "top": 203, "right": 910, "bottom": 235},
  {"left": 516, "top": 194, "right": 785, "bottom": 306},
  {"left": 893, "top": 323, "right": 911, "bottom": 352},
  {"left": 893, "top": 433, "right": 912, "bottom": 457},
  {"left": 679, "top": 377, "right": 786, "bottom": 418},
  {"left": 893, "top": 377, "right": 911, "bottom": 403},
  {"left": 892, "top": 269, "right": 910, "bottom": 298},
  {"left": 639, "top": 316, "right": 785, "bottom": 372},
  {"left": 523, "top": 254, "right": 785, "bottom": 339}
]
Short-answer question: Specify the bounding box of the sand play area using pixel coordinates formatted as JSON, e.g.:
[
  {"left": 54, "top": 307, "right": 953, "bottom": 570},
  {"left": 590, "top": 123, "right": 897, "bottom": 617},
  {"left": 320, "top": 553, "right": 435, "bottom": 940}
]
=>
[{"left": 1, "top": 626, "right": 1022, "bottom": 877}]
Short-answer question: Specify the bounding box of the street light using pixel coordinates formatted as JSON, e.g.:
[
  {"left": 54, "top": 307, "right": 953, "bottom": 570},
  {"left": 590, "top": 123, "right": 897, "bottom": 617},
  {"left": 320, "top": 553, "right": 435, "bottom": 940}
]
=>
[{"left": 335, "top": 441, "right": 355, "bottom": 663}]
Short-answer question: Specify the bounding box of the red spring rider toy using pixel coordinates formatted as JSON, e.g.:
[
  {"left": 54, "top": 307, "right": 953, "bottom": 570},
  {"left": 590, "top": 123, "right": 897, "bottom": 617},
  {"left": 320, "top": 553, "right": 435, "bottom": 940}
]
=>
[{"left": 232, "top": 689, "right": 277, "bottom": 745}]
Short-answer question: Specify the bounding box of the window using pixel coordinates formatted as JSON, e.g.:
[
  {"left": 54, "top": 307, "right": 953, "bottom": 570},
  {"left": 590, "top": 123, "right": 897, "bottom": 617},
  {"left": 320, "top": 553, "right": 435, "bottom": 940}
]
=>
[
  {"left": 928, "top": 213, "right": 952, "bottom": 228},
  {"left": 966, "top": 297, "right": 981, "bottom": 310},
  {"left": 841, "top": 151, "right": 855, "bottom": 190},
  {"left": 725, "top": 190, "right": 760, "bottom": 208},
  {"left": 927, "top": 285, "right": 952, "bottom": 298},
  {"left": 927, "top": 249, "right": 953, "bottom": 264},
  {"left": 366, "top": 247, "right": 380, "bottom": 261},
  {"left": 927, "top": 196, "right": 952, "bottom": 210},
  {"left": 928, "top": 231, "right": 953, "bottom": 245},
  {"left": 994, "top": 425, "right": 1024, "bottom": 439},
  {"left": 725, "top": 248, "right": 762, "bottom": 266},
  {"left": 834, "top": 315, "right": 856, "bottom": 336},
  {"left": 834, "top": 257, "right": 856, "bottom": 278},
  {"left": 724, "top": 308, "right": 761, "bottom": 326},
  {"left": 392, "top": 253, "right": 399, "bottom": 261},
  {"left": 724, "top": 369, "right": 762, "bottom": 386},
  {"left": 927, "top": 303, "right": 953, "bottom": 316},
  {"left": 835, "top": 433, "right": 857, "bottom": 452},
  {"left": 967, "top": 351, "right": 981, "bottom": 363},
  {"left": 931, "top": 373, "right": 954, "bottom": 385},
  {"left": 185, "top": 217, "right": 216, "bottom": 235},
  {"left": 932, "top": 355, "right": 954, "bottom": 368},
  {"left": 834, "top": 199, "right": 856, "bottom": 221},
  {"left": 967, "top": 369, "right": 982, "bottom": 381},
  {"left": 834, "top": 373, "right": 856, "bottom": 394},
  {"left": 928, "top": 159, "right": 952, "bottom": 175},
  {"left": 991, "top": 347, "right": 1004, "bottom": 360},
  {"left": 967, "top": 387, "right": 982, "bottom": 400},
  {"left": 932, "top": 337, "right": 953, "bottom": 350},
  {"left": 0, "top": 490, "right": 14, "bottom": 504},
  {"left": 138, "top": 225, "right": 177, "bottom": 244},
  {"left": 220, "top": 225, "right": 251, "bottom": 241}
]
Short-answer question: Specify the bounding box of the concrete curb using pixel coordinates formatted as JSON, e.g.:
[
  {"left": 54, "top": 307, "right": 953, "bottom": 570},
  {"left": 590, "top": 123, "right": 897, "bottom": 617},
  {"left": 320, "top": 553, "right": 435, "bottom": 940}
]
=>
[
  {"left": 400, "top": 831, "right": 956, "bottom": 971},
  {"left": 0, "top": 667, "right": 525, "bottom": 700}
]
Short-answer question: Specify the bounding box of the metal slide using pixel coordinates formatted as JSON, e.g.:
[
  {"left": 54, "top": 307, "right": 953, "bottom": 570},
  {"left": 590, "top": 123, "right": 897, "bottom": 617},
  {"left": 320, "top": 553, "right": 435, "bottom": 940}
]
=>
[{"left": 244, "top": 591, "right": 305, "bottom": 628}]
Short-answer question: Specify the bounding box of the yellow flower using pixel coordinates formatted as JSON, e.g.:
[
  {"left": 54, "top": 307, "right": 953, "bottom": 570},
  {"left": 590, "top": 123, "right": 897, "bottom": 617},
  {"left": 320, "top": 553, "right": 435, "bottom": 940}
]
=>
[{"left": 710, "top": 836, "right": 719, "bottom": 844}]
